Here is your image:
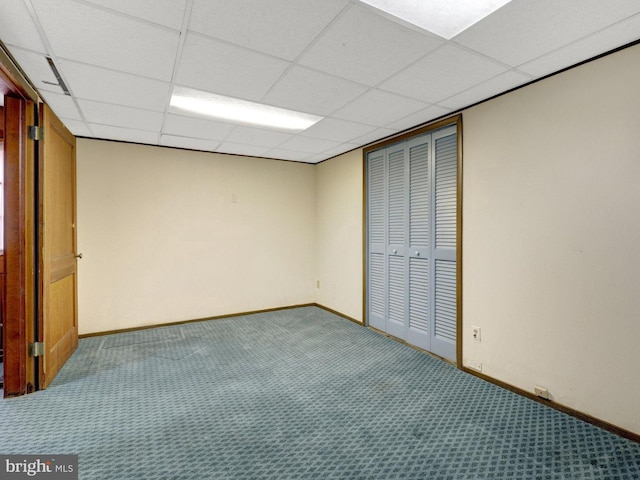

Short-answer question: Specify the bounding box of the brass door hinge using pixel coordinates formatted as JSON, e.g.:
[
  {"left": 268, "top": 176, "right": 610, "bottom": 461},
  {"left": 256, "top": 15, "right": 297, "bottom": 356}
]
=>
[
  {"left": 29, "top": 342, "right": 45, "bottom": 357},
  {"left": 28, "top": 125, "right": 44, "bottom": 141}
]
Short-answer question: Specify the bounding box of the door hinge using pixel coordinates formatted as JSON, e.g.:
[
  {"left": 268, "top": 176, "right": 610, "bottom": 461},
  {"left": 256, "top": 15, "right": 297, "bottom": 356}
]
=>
[
  {"left": 28, "top": 125, "right": 44, "bottom": 141},
  {"left": 29, "top": 342, "right": 45, "bottom": 357}
]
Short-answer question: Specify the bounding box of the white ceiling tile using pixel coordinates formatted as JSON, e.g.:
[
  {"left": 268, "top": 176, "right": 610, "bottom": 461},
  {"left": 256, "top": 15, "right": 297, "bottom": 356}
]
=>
[
  {"left": 217, "top": 142, "right": 270, "bottom": 158},
  {"left": 262, "top": 66, "right": 368, "bottom": 116},
  {"left": 162, "top": 114, "right": 235, "bottom": 141},
  {"left": 58, "top": 60, "right": 171, "bottom": 111},
  {"left": 90, "top": 124, "right": 159, "bottom": 144},
  {"left": 350, "top": 127, "right": 398, "bottom": 147},
  {"left": 301, "top": 118, "right": 379, "bottom": 142},
  {"left": 305, "top": 153, "right": 332, "bottom": 163},
  {"left": 308, "top": 143, "right": 360, "bottom": 162},
  {"left": 277, "top": 136, "right": 342, "bottom": 154},
  {"left": 78, "top": 99, "right": 164, "bottom": 131},
  {"left": 380, "top": 44, "right": 509, "bottom": 104},
  {"left": 189, "top": 0, "right": 349, "bottom": 60},
  {"left": 176, "top": 33, "right": 290, "bottom": 101},
  {"left": 0, "top": 0, "right": 47, "bottom": 52},
  {"left": 386, "top": 105, "right": 454, "bottom": 131},
  {"left": 299, "top": 3, "right": 442, "bottom": 86},
  {"left": 160, "top": 135, "right": 221, "bottom": 152},
  {"left": 40, "top": 91, "right": 82, "bottom": 120},
  {"left": 83, "top": 0, "right": 188, "bottom": 30},
  {"left": 6, "top": 47, "right": 64, "bottom": 94},
  {"left": 224, "top": 126, "right": 293, "bottom": 148},
  {"left": 59, "top": 118, "right": 92, "bottom": 137},
  {"left": 332, "top": 89, "right": 428, "bottom": 126},
  {"left": 518, "top": 13, "right": 640, "bottom": 77},
  {"left": 455, "top": 0, "right": 640, "bottom": 67},
  {"left": 31, "top": 0, "right": 180, "bottom": 80},
  {"left": 439, "top": 70, "right": 533, "bottom": 110},
  {"left": 2, "top": 0, "right": 635, "bottom": 161},
  {"left": 263, "top": 148, "right": 312, "bottom": 162}
]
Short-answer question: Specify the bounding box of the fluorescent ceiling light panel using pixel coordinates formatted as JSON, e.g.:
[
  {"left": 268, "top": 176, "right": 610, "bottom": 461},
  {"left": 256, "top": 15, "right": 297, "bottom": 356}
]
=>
[
  {"left": 170, "top": 87, "right": 323, "bottom": 132},
  {"left": 358, "top": 0, "right": 513, "bottom": 39}
]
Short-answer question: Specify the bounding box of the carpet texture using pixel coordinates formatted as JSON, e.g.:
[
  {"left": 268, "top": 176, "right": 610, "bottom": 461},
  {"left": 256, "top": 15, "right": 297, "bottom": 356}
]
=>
[{"left": 0, "top": 306, "right": 638, "bottom": 479}]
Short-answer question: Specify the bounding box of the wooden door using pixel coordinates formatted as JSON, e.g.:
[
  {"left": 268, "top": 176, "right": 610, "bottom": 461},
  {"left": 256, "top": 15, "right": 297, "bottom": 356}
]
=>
[
  {"left": 39, "top": 104, "right": 77, "bottom": 388},
  {"left": 3, "top": 95, "right": 37, "bottom": 395}
]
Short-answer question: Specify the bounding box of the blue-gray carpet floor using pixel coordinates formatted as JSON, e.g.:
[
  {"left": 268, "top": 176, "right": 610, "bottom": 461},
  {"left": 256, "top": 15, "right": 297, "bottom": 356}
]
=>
[{"left": 1, "top": 306, "right": 639, "bottom": 479}]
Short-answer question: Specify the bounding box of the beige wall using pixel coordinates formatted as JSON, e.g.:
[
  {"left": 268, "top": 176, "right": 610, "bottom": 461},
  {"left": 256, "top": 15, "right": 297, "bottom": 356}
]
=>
[
  {"left": 77, "top": 140, "right": 316, "bottom": 334},
  {"left": 316, "top": 43, "right": 640, "bottom": 435},
  {"left": 76, "top": 42, "right": 640, "bottom": 435},
  {"left": 315, "top": 149, "right": 364, "bottom": 321},
  {"left": 463, "top": 44, "right": 640, "bottom": 434}
]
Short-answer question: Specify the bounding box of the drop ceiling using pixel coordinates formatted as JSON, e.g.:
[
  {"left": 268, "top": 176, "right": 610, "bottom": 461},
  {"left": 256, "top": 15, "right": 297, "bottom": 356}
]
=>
[{"left": 1, "top": 0, "right": 639, "bottom": 163}]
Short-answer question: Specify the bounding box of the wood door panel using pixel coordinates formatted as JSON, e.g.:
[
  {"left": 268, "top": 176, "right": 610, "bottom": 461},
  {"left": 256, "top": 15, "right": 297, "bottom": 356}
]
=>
[
  {"left": 3, "top": 96, "right": 36, "bottom": 395},
  {"left": 45, "top": 275, "right": 77, "bottom": 380},
  {"left": 40, "top": 104, "right": 78, "bottom": 388}
]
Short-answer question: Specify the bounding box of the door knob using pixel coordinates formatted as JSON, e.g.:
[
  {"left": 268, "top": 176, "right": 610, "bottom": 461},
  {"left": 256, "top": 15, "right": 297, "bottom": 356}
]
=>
[{"left": 74, "top": 253, "right": 83, "bottom": 259}]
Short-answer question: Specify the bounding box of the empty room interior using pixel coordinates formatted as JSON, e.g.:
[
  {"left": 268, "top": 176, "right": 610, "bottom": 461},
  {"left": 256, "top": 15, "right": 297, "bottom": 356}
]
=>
[{"left": 1, "top": 0, "right": 640, "bottom": 478}]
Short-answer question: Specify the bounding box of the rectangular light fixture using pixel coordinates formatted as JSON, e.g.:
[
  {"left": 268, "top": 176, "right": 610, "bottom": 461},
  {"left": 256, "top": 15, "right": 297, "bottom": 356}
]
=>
[
  {"left": 358, "top": 0, "right": 513, "bottom": 39},
  {"left": 170, "top": 86, "right": 323, "bottom": 132}
]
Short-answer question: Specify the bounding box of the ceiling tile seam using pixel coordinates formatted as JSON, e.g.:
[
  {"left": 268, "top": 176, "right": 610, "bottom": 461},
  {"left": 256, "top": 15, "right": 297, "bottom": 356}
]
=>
[
  {"left": 185, "top": 30, "right": 297, "bottom": 66},
  {"left": 388, "top": 106, "right": 449, "bottom": 128},
  {"left": 76, "top": 97, "right": 168, "bottom": 116},
  {"left": 259, "top": 133, "right": 302, "bottom": 155},
  {"left": 85, "top": 120, "right": 163, "bottom": 135},
  {"left": 435, "top": 69, "right": 533, "bottom": 108},
  {"left": 364, "top": 41, "right": 450, "bottom": 96},
  {"left": 218, "top": 133, "right": 290, "bottom": 153},
  {"left": 258, "top": 2, "right": 356, "bottom": 103},
  {"left": 72, "top": 0, "right": 184, "bottom": 33},
  {"left": 264, "top": 141, "right": 324, "bottom": 157},
  {"left": 512, "top": 12, "right": 640, "bottom": 72},
  {"left": 87, "top": 121, "right": 158, "bottom": 133},
  {"left": 368, "top": 40, "right": 514, "bottom": 101},
  {"left": 448, "top": 38, "right": 539, "bottom": 71},
  {"left": 263, "top": 145, "right": 313, "bottom": 158},
  {"left": 159, "top": 0, "right": 194, "bottom": 144},
  {"left": 23, "top": 0, "right": 94, "bottom": 136},
  {"left": 162, "top": 132, "right": 228, "bottom": 144},
  {"left": 327, "top": 84, "right": 437, "bottom": 120},
  {"left": 159, "top": 125, "right": 231, "bottom": 142},
  {"left": 257, "top": 68, "right": 376, "bottom": 121},
  {"left": 56, "top": 57, "right": 175, "bottom": 96},
  {"left": 2, "top": 43, "right": 47, "bottom": 57},
  {"left": 161, "top": 137, "right": 222, "bottom": 150}
]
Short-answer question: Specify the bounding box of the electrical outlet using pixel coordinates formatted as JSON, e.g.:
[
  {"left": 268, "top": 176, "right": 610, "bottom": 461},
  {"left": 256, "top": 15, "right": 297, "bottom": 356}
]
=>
[
  {"left": 316, "top": 280, "right": 320, "bottom": 289},
  {"left": 467, "top": 360, "right": 482, "bottom": 372},
  {"left": 472, "top": 326, "right": 481, "bottom": 342},
  {"left": 534, "top": 386, "right": 550, "bottom": 400}
]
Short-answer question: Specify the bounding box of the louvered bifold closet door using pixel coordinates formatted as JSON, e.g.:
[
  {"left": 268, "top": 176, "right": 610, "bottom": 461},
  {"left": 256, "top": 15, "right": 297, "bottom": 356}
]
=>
[
  {"left": 406, "top": 136, "right": 431, "bottom": 350},
  {"left": 385, "top": 145, "right": 408, "bottom": 339},
  {"left": 367, "top": 125, "right": 457, "bottom": 363},
  {"left": 367, "top": 150, "right": 386, "bottom": 332},
  {"left": 430, "top": 126, "right": 458, "bottom": 361}
]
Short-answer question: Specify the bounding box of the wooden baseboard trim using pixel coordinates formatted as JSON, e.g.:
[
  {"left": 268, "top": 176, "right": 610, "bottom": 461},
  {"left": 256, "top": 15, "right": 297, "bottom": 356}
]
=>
[
  {"left": 463, "top": 367, "right": 640, "bottom": 444},
  {"left": 313, "top": 303, "right": 363, "bottom": 325},
  {"left": 78, "top": 303, "right": 316, "bottom": 338}
]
